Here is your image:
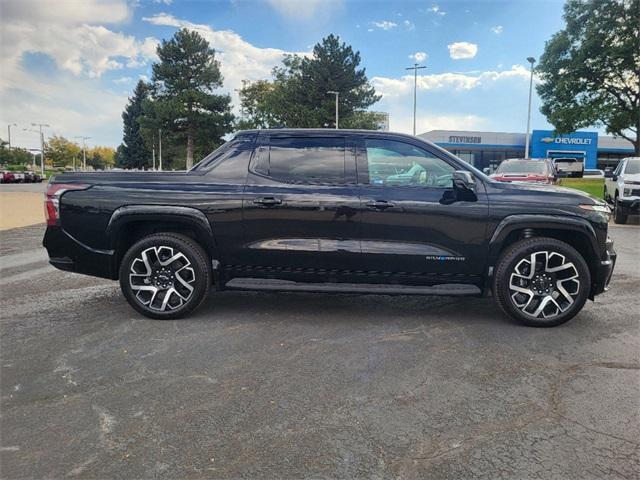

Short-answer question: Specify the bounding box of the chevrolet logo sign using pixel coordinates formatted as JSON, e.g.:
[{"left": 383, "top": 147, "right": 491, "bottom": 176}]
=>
[{"left": 541, "top": 137, "right": 555, "bottom": 143}]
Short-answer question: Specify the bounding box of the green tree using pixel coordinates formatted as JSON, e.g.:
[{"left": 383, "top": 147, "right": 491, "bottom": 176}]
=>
[
  {"left": 239, "top": 34, "right": 381, "bottom": 129},
  {"left": 117, "top": 80, "right": 152, "bottom": 169},
  {"left": 87, "top": 146, "right": 116, "bottom": 170},
  {"left": 0, "top": 139, "right": 33, "bottom": 166},
  {"left": 536, "top": 0, "right": 640, "bottom": 154},
  {"left": 143, "top": 28, "right": 234, "bottom": 169},
  {"left": 44, "top": 135, "right": 81, "bottom": 168}
]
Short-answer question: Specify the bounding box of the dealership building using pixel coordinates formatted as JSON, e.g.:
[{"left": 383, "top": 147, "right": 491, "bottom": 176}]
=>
[{"left": 419, "top": 129, "right": 635, "bottom": 172}]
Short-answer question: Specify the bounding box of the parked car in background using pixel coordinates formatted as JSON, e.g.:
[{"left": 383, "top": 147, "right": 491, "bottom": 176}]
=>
[
  {"left": 23, "top": 171, "right": 36, "bottom": 183},
  {"left": 604, "top": 157, "right": 640, "bottom": 224},
  {"left": 489, "top": 158, "right": 558, "bottom": 184},
  {"left": 553, "top": 157, "right": 584, "bottom": 178},
  {"left": 583, "top": 169, "right": 604, "bottom": 178},
  {"left": 1, "top": 171, "right": 16, "bottom": 183},
  {"left": 12, "top": 172, "right": 25, "bottom": 183},
  {"left": 43, "top": 129, "right": 616, "bottom": 327}
]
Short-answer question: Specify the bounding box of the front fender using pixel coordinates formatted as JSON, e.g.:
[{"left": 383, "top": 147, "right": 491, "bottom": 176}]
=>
[{"left": 487, "top": 214, "right": 599, "bottom": 267}]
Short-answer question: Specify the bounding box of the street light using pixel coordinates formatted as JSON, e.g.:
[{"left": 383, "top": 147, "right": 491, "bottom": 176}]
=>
[
  {"left": 327, "top": 91, "right": 339, "bottom": 129},
  {"left": 405, "top": 63, "right": 426, "bottom": 136},
  {"left": 31, "top": 123, "right": 49, "bottom": 176},
  {"left": 524, "top": 56, "right": 536, "bottom": 159},
  {"left": 74, "top": 136, "right": 91, "bottom": 171},
  {"left": 7, "top": 123, "right": 17, "bottom": 148}
]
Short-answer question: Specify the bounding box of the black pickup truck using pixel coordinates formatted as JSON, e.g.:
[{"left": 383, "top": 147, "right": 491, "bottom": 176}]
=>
[{"left": 43, "top": 129, "right": 616, "bottom": 326}]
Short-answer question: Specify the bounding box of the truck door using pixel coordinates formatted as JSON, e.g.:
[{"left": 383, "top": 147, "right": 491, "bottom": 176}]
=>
[
  {"left": 237, "top": 133, "right": 362, "bottom": 280},
  {"left": 356, "top": 136, "right": 489, "bottom": 286}
]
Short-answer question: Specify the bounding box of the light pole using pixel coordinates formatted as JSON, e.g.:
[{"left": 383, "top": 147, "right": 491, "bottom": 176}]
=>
[
  {"left": 32, "top": 123, "right": 49, "bottom": 176},
  {"left": 327, "top": 91, "right": 339, "bottom": 129},
  {"left": 524, "top": 56, "right": 536, "bottom": 159},
  {"left": 74, "top": 136, "right": 90, "bottom": 171},
  {"left": 7, "top": 123, "right": 16, "bottom": 148},
  {"left": 23, "top": 128, "right": 39, "bottom": 169},
  {"left": 158, "top": 128, "right": 162, "bottom": 171},
  {"left": 406, "top": 63, "right": 426, "bottom": 136}
]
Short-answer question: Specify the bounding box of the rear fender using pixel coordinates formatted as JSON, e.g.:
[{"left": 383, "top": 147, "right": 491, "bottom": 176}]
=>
[{"left": 106, "top": 205, "right": 217, "bottom": 256}]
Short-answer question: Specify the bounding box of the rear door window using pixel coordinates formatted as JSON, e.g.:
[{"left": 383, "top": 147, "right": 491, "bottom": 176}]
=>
[{"left": 255, "top": 136, "right": 346, "bottom": 184}]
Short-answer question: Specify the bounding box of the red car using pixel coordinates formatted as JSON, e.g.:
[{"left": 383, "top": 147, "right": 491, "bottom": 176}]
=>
[
  {"left": 1, "top": 171, "right": 16, "bottom": 183},
  {"left": 490, "top": 158, "right": 558, "bottom": 184}
]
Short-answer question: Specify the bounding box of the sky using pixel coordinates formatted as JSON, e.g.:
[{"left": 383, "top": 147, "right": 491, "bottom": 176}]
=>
[{"left": 0, "top": 0, "right": 568, "bottom": 151}]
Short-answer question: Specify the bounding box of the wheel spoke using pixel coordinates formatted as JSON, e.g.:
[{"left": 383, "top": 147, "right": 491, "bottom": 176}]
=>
[
  {"left": 128, "top": 245, "right": 196, "bottom": 312},
  {"left": 508, "top": 249, "right": 581, "bottom": 320}
]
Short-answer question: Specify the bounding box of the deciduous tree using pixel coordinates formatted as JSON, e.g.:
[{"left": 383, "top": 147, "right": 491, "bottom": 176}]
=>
[{"left": 536, "top": 0, "right": 640, "bottom": 154}]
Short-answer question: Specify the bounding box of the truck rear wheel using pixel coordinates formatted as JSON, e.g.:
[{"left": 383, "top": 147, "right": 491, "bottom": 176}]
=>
[
  {"left": 493, "top": 237, "right": 590, "bottom": 327},
  {"left": 119, "top": 233, "right": 211, "bottom": 320}
]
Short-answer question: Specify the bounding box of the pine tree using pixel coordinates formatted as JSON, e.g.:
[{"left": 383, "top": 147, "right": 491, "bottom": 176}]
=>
[
  {"left": 146, "top": 28, "right": 234, "bottom": 169},
  {"left": 117, "top": 80, "right": 152, "bottom": 169}
]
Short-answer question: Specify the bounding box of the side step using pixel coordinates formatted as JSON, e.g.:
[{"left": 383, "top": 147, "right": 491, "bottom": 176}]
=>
[{"left": 224, "top": 278, "right": 481, "bottom": 296}]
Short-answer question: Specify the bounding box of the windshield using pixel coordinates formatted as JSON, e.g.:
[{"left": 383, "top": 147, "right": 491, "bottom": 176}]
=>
[
  {"left": 495, "top": 161, "right": 548, "bottom": 175},
  {"left": 624, "top": 159, "right": 640, "bottom": 174}
]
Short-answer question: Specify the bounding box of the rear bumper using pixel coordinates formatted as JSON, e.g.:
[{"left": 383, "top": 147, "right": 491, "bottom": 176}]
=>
[
  {"left": 43, "top": 226, "right": 117, "bottom": 280},
  {"left": 593, "top": 236, "right": 616, "bottom": 296}
]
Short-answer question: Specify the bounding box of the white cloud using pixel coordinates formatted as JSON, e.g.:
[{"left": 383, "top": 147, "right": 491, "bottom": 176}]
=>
[
  {"left": 267, "top": 0, "right": 341, "bottom": 20},
  {"left": 153, "top": 0, "right": 173, "bottom": 5},
  {"left": 371, "top": 65, "right": 531, "bottom": 98},
  {"left": 427, "top": 5, "right": 446, "bottom": 16},
  {"left": 403, "top": 20, "right": 415, "bottom": 31},
  {"left": 491, "top": 25, "right": 504, "bottom": 34},
  {"left": 113, "top": 76, "right": 133, "bottom": 84},
  {"left": 409, "top": 52, "right": 428, "bottom": 63},
  {"left": 371, "top": 21, "right": 398, "bottom": 31},
  {"left": 448, "top": 42, "right": 478, "bottom": 60},
  {"left": 0, "top": 0, "right": 131, "bottom": 24},
  {"left": 392, "top": 114, "right": 487, "bottom": 135},
  {"left": 141, "top": 13, "right": 308, "bottom": 113}
]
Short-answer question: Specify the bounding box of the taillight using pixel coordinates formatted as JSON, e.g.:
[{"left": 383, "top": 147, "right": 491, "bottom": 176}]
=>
[{"left": 44, "top": 183, "right": 89, "bottom": 226}]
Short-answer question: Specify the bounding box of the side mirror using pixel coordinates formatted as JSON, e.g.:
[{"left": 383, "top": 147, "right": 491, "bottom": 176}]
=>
[
  {"left": 453, "top": 170, "right": 476, "bottom": 191},
  {"left": 482, "top": 167, "right": 491, "bottom": 175},
  {"left": 604, "top": 168, "right": 613, "bottom": 179}
]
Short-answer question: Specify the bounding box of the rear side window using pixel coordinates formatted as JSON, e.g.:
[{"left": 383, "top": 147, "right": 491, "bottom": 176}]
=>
[{"left": 257, "top": 137, "right": 346, "bottom": 184}]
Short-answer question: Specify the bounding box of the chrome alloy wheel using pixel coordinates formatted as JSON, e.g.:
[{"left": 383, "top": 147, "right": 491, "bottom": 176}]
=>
[
  {"left": 129, "top": 246, "right": 196, "bottom": 311},
  {"left": 508, "top": 250, "right": 580, "bottom": 319}
]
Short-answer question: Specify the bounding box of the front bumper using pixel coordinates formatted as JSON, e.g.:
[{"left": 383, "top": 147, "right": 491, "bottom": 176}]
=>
[
  {"left": 43, "top": 226, "right": 117, "bottom": 280},
  {"left": 617, "top": 197, "right": 640, "bottom": 213},
  {"left": 593, "top": 236, "right": 616, "bottom": 295}
]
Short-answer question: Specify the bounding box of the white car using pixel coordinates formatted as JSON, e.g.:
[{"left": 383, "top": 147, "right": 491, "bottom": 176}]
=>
[
  {"left": 583, "top": 168, "right": 604, "bottom": 178},
  {"left": 604, "top": 157, "right": 640, "bottom": 224}
]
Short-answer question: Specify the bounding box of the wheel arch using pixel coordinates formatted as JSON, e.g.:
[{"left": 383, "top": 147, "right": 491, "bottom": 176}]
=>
[
  {"left": 106, "top": 205, "right": 217, "bottom": 273},
  {"left": 488, "top": 215, "right": 600, "bottom": 298}
]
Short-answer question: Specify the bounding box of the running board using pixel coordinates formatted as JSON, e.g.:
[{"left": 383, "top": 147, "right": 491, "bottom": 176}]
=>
[{"left": 224, "top": 278, "right": 481, "bottom": 296}]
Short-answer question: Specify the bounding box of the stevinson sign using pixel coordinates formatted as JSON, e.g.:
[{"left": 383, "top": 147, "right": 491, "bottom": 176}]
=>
[{"left": 540, "top": 136, "right": 593, "bottom": 145}]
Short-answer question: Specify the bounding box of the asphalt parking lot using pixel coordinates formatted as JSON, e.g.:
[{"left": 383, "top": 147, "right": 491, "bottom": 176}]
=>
[{"left": 1, "top": 223, "right": 638, "bottom": 479}]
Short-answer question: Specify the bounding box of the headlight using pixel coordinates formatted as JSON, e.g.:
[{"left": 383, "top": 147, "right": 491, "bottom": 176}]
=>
[
  {"left": 624, "top": 187, "right": 633, "bottom": 196},
  {"left": 579, "top": 204, "right": 611, "bottom": 213}
]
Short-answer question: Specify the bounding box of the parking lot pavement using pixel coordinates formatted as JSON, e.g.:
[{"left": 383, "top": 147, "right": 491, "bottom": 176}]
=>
[{"left": 1, "top": 224, "right": 638, "bottom": 479}]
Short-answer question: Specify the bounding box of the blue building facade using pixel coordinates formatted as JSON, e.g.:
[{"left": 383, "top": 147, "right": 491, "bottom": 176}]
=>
[
  {"left": 420, "top": 129, "right": 634, "bottom": 172},
  {"left": 530, "top": 130, "right": 599, "bottom": 169}
]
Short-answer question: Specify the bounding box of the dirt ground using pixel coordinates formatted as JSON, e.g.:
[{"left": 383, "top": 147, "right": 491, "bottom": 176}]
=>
[{"left": 0, "top": 192, "right": 44, "bottom": 230}]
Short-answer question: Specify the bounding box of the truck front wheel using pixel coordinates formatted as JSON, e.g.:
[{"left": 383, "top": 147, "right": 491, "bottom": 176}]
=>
[
  {"left": 119, "top": 233, "right": 211, "bottom": 320},
  {"left": 493, "top": 237, "right": 591, "bottom": 327}
]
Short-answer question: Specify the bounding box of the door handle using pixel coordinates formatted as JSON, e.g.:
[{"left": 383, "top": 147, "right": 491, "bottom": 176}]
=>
[
  {"left": 253, "top": 196, "right": 282, "bottom": 206},
  {"left": 365, "top": 200, "right": 394, "bottom": 210}
]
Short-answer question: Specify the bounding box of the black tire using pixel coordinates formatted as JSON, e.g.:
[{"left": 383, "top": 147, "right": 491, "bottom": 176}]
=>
[
  {"left": 493, "top": 237, "right": 591, "bottom": 327},
  {"left": 613, "top": 196, "right": 628, "bottom": 224},
  {"left": 119, "top": 233, "right": 211, "bottom": 320}
]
